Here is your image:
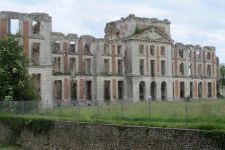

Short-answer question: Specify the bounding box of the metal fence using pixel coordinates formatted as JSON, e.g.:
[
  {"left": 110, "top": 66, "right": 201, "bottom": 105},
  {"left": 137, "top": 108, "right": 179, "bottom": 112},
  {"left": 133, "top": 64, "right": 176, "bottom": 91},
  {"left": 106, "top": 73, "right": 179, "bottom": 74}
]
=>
[{"left": 1, "top": 97, "right": 225, "bottom": 126}]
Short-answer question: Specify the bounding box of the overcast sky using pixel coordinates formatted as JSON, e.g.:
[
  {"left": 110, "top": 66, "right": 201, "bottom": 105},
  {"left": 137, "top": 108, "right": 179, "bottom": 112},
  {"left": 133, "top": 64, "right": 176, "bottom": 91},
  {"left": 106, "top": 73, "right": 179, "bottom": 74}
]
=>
[{"left": 1, "top": 0, "right": 225, "bottom": 63}]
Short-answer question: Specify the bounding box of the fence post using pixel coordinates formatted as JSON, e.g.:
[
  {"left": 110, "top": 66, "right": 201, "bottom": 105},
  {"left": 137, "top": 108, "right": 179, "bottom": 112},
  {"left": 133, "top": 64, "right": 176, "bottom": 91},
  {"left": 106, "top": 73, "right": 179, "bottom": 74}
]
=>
[
  {"left": 33, "top": 100, "right": 34, "bottom": 117},
  {"left": 149, "top": 96, "right": 151, "bottom": 123},
  {"left": 121, "top": 98, "right": 123, "bottom": 121},
  {"left": 186, "top": 97, "right": 188, "bottom": 126},
  {"left": 78, "top": 99, "right": 80, "bottom": 119},
  {"left": 98, "top": 99, "right": 99, "bottom": 119}
]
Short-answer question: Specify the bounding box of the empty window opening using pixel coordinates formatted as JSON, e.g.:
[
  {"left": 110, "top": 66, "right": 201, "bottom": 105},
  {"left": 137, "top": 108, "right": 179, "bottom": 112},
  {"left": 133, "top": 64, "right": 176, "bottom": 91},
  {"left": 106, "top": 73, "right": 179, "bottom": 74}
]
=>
[
  {"left": 207, "top": 52, "right": 210, "bottom": 60},
  {"left": 190, "top": 82, "right": 193, "bottom": 98},
  {"left": 70, "top": 42, "right": 75, "bottom": 53},
  {"left": 32, "top": 21, "right": 40, "bottom": 35},
  {"left": 179, "top": 49, "right": 183, "bottom": 58},
  {"left": 139, "top": 81, "right": 145, "bottom": 101},
  {"left": 32, "top": 43, "right": 40, "bottom": 63},
  {"left": 151, "top": 60, "right": 155, "bottom": 77},
  {"left": 86, "top": 81, "right": 92, "bottom": 100},
  {"left": 55, "top": 41, "right": 60, "bottom": 51},
  {"left": 10, "top": 19, "right": 19, "bottom": 34},
  {"left": 180, "top": 82, "right": 185, "bottom": 98},
  {"left": 104, "top": 81, "right": 110, "bottom": 100},
  {"left": 104, "top": 59, "right": 109, "bottom": 74},
  {"left": 71, "top": 80, "right": 77, "bottom": 100},
  {"left": 54, "top": 57, "right": 61, "bottom": 72},
  {"left": 139, "top": 45, "right": 144, "bottom": 55},
  {"left": 118, "top": 45, "right": 122, "bottom": 55},
  {"left": 198, "top": 51, "right": 201, "bottom": 59},
  {"left": 161, "top": 82, "right": 167, "bottom": 100},
  {"left": 151, "top": 81, "right": 156, "bottom": 100},
  {"left": 207, "top": 65, "right": 211, "bottom": 76},
  {"left": 150, "top": 46, "right": 154, "bottom": 55},
  {"left": 54, "top": 80, "right": 62, "bottom": 99},
  {"left": 161, "top": 47, "right": 165, "bottom": 55},
  {"left": 180, "top": 63, "right": 184, "bottom": 75},
  {"left": 189, "top": 63, "right": 192, "bottom": 76},
  {"left": 140, "top": 59, "right": 144, "bottom": 75},
  {"left": 189, "top": 51, "right": 191, "bottom": 59},
  {"left": 70, "top": 58, "right": 76, "bottom": 76},
  {"left": 86, "top": 59, "right": 91, "bottom": 75},
  {"left": 198, "top": 64, "right": 202, "bottom": 77},
  {"left": 118, "top": 81, "right": 124, "bottom": 100},
  {"left": 104, "top": 44, "right": 109, "bottom": 53},
  {"left": 198, "top": 82, "right": 202, "bottom": 98},
  {"left": 118, "top": 60, "right": 123, "bottom": 75},
  {"left": 172, "top": 62, "right": 173, "bottom": 74},
  {"left": 208, "top": 82, "right": 212, "bottom": 97},
  {"left": 32, "top": 74, "right": 41, "bottom": 99},
  {"left": 85, "top": 44, "right": 91, "bottom": 53},
  {"left": 161, "top": 61, "right": 165, "bottom": 75}
]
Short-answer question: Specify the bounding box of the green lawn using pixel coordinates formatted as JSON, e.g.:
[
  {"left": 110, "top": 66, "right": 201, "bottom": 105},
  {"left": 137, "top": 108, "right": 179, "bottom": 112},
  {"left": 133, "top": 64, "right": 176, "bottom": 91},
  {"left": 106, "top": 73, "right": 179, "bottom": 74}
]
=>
[
  {"left": 0, "top": 143, "right": 30, "bottom": 150},
  {"left": 2, "top": 99, "right": 225, "bottom": 130}
]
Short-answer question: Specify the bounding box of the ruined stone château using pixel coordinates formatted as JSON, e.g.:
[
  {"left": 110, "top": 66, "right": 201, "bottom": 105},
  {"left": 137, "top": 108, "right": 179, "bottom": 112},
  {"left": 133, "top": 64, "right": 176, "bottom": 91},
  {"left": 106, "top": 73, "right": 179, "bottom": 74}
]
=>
[{"left": 0, "top": 11, "right": 220, "bottom": 104}]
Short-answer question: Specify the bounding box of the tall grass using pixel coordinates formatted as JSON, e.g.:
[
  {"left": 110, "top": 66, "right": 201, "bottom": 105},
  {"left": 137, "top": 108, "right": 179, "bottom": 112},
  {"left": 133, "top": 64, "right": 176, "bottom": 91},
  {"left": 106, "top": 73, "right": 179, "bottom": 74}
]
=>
[{"left": 3, "top": 99, "right": 225, "bottom": 130}]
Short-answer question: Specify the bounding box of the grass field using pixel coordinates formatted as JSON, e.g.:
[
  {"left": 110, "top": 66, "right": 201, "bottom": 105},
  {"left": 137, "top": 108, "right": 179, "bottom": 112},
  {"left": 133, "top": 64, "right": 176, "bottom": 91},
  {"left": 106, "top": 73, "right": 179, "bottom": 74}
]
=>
[
  {"left": 2, "top": 99, "right": 225, "bottom": 130},
  {"left": 0, "top": 143, "right": 30, "bottom": 150}
]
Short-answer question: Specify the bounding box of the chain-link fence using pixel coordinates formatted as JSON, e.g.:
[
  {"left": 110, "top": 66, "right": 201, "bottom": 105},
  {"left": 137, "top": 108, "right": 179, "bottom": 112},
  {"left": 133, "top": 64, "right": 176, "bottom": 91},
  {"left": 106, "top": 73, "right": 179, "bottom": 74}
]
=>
[{"left": 1, "top": 98, "right": 225, "bottom": 126}]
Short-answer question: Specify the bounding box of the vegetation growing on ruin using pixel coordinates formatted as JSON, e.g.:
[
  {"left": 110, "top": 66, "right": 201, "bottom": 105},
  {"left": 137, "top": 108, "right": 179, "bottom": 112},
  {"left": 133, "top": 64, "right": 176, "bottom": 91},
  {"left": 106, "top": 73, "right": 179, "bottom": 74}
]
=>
[
  {"left": 0, "top": 33, "right": 38, "bottom": 101},
  {"left": 0, "top": 115, "right": 54, "bottom": 143},
  {"left": 0, "top": 142, "right": 30, "bottom": 150}
]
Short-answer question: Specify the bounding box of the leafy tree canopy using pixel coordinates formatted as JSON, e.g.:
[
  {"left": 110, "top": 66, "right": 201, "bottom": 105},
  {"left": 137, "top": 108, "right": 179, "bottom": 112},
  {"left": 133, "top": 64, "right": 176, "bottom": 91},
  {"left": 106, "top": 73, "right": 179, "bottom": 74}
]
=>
[
  {"left": 220, "top": 63, "right": 225, "bottom": 87},
  {"left": 0, "top": 33, "right": 38, "bottom": 101}
]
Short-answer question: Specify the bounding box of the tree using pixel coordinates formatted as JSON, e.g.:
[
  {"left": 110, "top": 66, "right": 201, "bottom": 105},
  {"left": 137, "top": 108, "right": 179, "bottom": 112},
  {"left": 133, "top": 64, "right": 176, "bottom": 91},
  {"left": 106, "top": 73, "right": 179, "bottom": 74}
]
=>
[
  {"left": 220, "top": 63, "right": 225, "bottom": 88},
  {"left": 0, "top": 33, "right": 38, "bottom": 101}
]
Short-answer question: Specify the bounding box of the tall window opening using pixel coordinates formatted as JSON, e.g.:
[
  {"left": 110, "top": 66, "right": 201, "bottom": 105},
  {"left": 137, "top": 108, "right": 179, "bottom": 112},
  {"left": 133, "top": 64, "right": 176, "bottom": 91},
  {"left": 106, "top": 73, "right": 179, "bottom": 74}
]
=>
[
  {"left": 198, "top": 82, "right": 202, "bottom": 98},
  {"left": 190, "top": 82, "right": 193, "bottom": 98},
  {"left": 32, "top": 43, "right": 40, "bottom": 63},
  {"left": 118, "top": 81, "right": 124, "bottom": 100},
  {"left": 161, "top": 82, "right": 167, "bottom": 100},
  {"left": 140, "top": 59, "right": 144, "bottom": 75},
  {"left": 71, "top": 80, "right": 77, "bottom": 100},
  {"left": 151, "top": 60, "right": 155, "bottom": 77},
  {"left": 180, "top": 82, "right": 185, "bottom": 98},
  {"left": 104, "top": 81, "right": 110, "bottom": 100},
  {"left": 85, "top": 43, "right": 91, "bottom": 53},
  {"left": 161, "top": 61, "right": 165, "bottom": 75},
  {"left": 104, "top": 59, "right": 109, "bottom": 74},
  {"left": 55, "top": 41, "right": 60, "bottom": 51},
  {"left": 10, "top": 19, "right": 19, "bottom": 34},
  {"left": 70, "top": 58, "right": 76, "bottom": 76},
  {"left": 139, "top": 45, "right": 144, "bottom": 55},
  {"left": 86, "top": 59, "right": 91, "bottom": 75},
  {"left": 208, "top": 82, "right": 212, "bottom": 97},
  {"left": 150, "top": 46, "right": 154, "bottom": 55},
  {"left": 54, "top": 57, "right": 61, "bottom": 72},
  {"left": 70, "top": 42, "right": 75, "bottom": 53},
  {"left": 139, "top": 81, "right": 145, "bottom": 101},
  {"left": 118, "top": 60, "right": 123, "bottom": 75},
  {"left": 180, "top": 63, "right": 184, "bottom": 75},
  {"left": 32, "top": 21, "right": 40, "bottom": 35},
  {"left": 161, "top": 47, "right": 165, "bottom": 55},
  {"left": 117, "top": 45, "right": 122, "bottom": 55},
  {"left": 86, "top": 81, "right": 92, "bottom": 100},
  {"left": 54, "top": 80, "right": 62, "bottom": 99},
  {"left": 179, "top": 49, "right": 183, "bottom": 58},
  {"left": 151, "top": 81, "right": 156, "bottom": 100}
]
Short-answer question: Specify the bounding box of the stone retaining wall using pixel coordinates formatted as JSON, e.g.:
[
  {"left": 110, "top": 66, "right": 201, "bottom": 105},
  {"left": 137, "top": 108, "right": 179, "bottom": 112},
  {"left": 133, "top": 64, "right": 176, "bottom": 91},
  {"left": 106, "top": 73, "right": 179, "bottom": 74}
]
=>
[{"left": 0, "top": 121, "right": 221, "bottom": 150}]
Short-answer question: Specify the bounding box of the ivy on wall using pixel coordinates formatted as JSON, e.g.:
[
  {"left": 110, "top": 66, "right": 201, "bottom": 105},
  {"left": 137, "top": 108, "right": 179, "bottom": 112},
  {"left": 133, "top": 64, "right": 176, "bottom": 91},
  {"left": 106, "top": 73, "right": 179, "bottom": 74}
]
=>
[
  {"left": 200, "top": 130, "right": 225, "bottom": 150},
  {"left": 0, "top": 116, "right": 55, "bottom": 143}
]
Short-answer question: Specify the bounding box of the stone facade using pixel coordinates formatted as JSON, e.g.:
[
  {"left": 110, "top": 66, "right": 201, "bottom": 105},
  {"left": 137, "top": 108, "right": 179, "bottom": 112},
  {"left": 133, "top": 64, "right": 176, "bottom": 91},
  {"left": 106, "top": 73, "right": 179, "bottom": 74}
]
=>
[
  {"left": 0, "top": 121, "right": 221, "bottom": 149},
  {"left": 0, "top": 11, "right": 220, "bottom": 103}
]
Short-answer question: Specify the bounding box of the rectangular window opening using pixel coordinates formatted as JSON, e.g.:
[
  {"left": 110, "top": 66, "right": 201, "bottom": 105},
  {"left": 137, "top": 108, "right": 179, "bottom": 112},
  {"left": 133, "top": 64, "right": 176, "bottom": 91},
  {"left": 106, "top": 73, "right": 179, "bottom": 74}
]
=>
[
  {"left": 180, "top": 82, "right": 185, "bottom": 98},
  {"left": 118, "top": 60, "right": 123, "bottom": 75},
  {"left": 32, "top": 21, "right": 40, "bottom": 35},
  {"left": 70, "top": 58, "right": 76, "bottom": 76},
  {"left": 150, "top": 46, "right": 154, "bottom": 55},
  {"left": 104, "top": 59, "right": 109, "bottom": 74},
  {"left": 151, "top": 60, "right": 155, "bottom": 77},
  {"left": 207, "top": 52, "right": 211, "bottom": 60},
  {"left": 32, "top": 74, "right": 41, "bottom": 99},
  {"left": 118, "top": 81, "right": 124, "bottom": 100},
  {"left": 71, "top": 80, "right": 77, "bottom": 100},
  {"left": 85, "top": 43, "right": 91, "bottom": 53},
  {"left": 161, "top": 47, "right": 165, "bottom": 55},
  {"left": 189, "top": 51, "right": 191, "bottom": 59},
  {"left": 180, "top": 63, "right": 184, "bottom": 75},
  {"left": 161, "top": 61, "right": 165, "bottom": 75},
  {"left": 179, "top": 49, "right": 183, "bottom": 58},
  {"left": 140, "top": 59, "right": 144, "bottom": 75},
  {"left": 32, "top": 43, "right": 40, "bottom": 63},
  {"left": 190, "top": 82, "right": 193, "bottom": 98},
  {"left": 54, "top": 80, "right": 62, "bottom": 99},
  {"left": 54, "top": 57, "right": 61, "bottom": 72},
  {"left": 86, "top": 81, "right": 92, "bottom": 100},
  {"left": 70, "top": 42, "right": 75, "bottom": 53},
  {"left": 55, "top": 41, "right": 60, "bottom": 51},
  {"left": 208, "top": 82, "right": 212, "bottom": 97},
  {"left": 104, "top": 81, "right": 110, "bottom": 100},
  {"left": 86, "top": 59, "right": 91, "bottom": 75},
  {"left": 139, "top": 45, "right": 144, "bottom": 55},
  {"left": 118, "top": 45, "right": 122, "bottom": 55},
  {"left": 10, "top": 19, "right": 19, "bottom": 34}
]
